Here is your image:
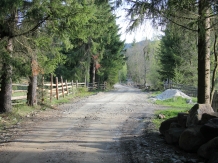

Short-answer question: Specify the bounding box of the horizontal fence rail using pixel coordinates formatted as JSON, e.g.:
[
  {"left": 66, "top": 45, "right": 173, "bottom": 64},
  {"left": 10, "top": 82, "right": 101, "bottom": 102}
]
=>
[
  {"left": 11, "top": 76, "right": 107, "bottom": 105},
  {"left": 88, "top": 82, "right": 107, "bottom": 90}
]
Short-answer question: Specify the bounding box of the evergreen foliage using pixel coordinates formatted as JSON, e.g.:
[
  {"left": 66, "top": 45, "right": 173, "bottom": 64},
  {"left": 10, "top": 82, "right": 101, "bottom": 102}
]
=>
[
  {"left": 114, "top": 0, "right": 218, "bottom": 104},
  {"left": 55, "top": 2, "right": 125, "bottom": 86},
  {"left": 158, "top": 23, "right": 198, "bottom": 85},
  {"left": 0, "top": 0, "right": 126, "bottom": 112}
]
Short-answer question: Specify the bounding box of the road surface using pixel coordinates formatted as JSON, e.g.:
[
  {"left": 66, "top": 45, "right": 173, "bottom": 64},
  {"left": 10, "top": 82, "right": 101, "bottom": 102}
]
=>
[{"left": 0, "top": 84, "right": 168, "bottom": 163}]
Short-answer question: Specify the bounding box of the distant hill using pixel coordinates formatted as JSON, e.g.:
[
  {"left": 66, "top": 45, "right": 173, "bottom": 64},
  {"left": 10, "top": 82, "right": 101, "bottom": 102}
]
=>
[
  {"left": 124, "top": 43, "right": 132, "bottom": 50},
  {"left": 124, "top": 40, "right": 151, "bottom": 50}
]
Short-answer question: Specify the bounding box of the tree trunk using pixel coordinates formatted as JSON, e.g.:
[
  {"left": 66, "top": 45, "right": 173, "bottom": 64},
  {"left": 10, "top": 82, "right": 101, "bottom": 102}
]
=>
[
  {"left": 197, "top": 0, "right": 210, "bottom": 104},
  {"left": 210, "top": 33, "right": 218, "bottom": 104},
  {"left": 27, "top": 75, "right": 37, "bottom": 106},
  {"left": 27, "top": 57, "right": 38, "bottom": 106},
  {"left": 0, "top": 38, "right": 13, "bottom": 112},
  {"left": 0, "top": 63, "right": 12, "bottom": 112}
]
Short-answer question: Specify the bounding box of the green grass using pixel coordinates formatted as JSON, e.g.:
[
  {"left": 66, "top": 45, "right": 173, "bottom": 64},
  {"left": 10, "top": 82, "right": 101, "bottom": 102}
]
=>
[
  {"left": 0, "top": 105, "right": 39, "bottom": 130},
  {"left": 152, "top": 96, "right": 196, "bottom": 128},
  {"left": 150, "top": 91, "right": 162, "bottom": 97},
  {"left": 12, "top": 91, "right": 27, "bottom": 97},
  {"left": 49, "top": 88, "right": 97, "bottom": 105},
  {"left": 153, "top": 108, "right": 190, "bottom": 128},
  {"left": 154, "top": 96, "right": 197, "bottom": 109}
]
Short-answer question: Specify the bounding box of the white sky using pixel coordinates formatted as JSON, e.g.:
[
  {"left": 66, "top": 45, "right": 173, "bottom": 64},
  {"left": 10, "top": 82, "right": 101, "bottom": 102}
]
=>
[{"left": 115, "top": 8, "right": 162, "bottom": 43}]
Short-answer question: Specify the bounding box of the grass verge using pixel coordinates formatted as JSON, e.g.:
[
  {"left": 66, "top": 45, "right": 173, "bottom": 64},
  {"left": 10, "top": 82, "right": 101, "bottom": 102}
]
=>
[
  {"left": 0, "top": 105, "right": 40, "bottom": 131},
  {"left": 152, "top": 95, "right": 196, "bottom": 129},
  {"left": 0, "top": 88, "right": 99, "bottom": 132},
  {"left": 49, "top": 87, "right": 97, "bottom": 105}
]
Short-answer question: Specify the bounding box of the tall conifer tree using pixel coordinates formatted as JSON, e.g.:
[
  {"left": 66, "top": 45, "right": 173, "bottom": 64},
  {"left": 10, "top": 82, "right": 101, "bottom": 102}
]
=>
[{"left": 115, "top": 0, "right": 218, "bottom": 104}]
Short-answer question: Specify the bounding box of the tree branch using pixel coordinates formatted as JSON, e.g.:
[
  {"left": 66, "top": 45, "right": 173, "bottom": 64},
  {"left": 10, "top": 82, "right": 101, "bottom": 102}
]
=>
[
  {"left": 206, "top": 13, "right": 218, "bottom": 19},
  {"left": 12, "top": 15, "right": 50, "bottom": 38},
  {"left": 206, "top": 21, "right": 218, "bottom": 30},
  {"left": 168, "top": 12, "right": 197, "bottom": 21},
  {"left": 167, "top": 18, "right": 198, "bottom": 32}
]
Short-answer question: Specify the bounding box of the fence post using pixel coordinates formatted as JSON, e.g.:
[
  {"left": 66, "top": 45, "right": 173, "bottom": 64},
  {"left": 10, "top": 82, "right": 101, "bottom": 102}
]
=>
[
  {"left": 71, "top": 80, "right": 74, "bottom": 95},
  {"left": 85, "top": 76, "right": 87, "bottom": 88},
  {"left": 65, "top": 79, "right": 69, "bottom": 95},
  {"left": 76, "top": 80, "right": 78, "bottom": 89},
  {"left": 94, "top": 82, "right": 96, "bottom": 90},
  {"left": 50, "top": 74, "right": 53, "bottom": 103},
  {"left": 104, "top": 81, "right": 107, "bottom": 90},
  {"left": 56, "top": 77, "right": 59, "bottom": 100},
  {"left": 42, "top": 76, "right": 44, "bottom": 103},
  {"left": 61, "top": 76, "right": 64, "bottom": 98},
  {"left": 86, "top": 77, "right": 89, "bottom": 89}
]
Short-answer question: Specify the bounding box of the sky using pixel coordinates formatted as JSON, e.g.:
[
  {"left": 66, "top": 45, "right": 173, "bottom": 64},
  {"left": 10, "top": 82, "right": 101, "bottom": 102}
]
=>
[{"left": 115, "top": 8, "right": 162, "bottom": 43}]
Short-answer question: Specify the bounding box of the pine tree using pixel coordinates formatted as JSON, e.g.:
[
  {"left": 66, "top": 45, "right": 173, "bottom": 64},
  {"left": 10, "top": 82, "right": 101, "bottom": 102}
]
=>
[
  {"left": 98, "top": 17, "right": 125, "bottom": 85},
  {"left": 55, "top": 2, "right": 125, "bottom": 86},
  {"left": 115, "top": 0, "right": 218, "bottom": 104},
  {"left": 158, "top": 23, "right": 198, "bottom": 85},
  {"left": 0, "top": 0, "right": 97, "bottom": 111}
]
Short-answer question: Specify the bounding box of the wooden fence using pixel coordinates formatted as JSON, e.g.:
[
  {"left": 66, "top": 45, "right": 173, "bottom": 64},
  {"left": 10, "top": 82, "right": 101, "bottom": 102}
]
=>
[
  {"left": 88, "top": 82, "right": 107, "bottom": 90},
  {"left": 12, "top": 84, "right": 28, "bottom": 104},
  {"left": 12, "top": 76, "right": 107, "bottom": 104},
  {"left": 44, "top": 77, "right": 86, "bottom": 102}
]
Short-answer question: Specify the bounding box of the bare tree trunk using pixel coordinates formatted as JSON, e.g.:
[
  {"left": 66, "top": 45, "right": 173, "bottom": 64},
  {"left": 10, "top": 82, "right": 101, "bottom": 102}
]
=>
[
  {"left": 0, "top": 38, "right": 13, "bottom": 112},
  {"left": 0, "top": 8, "right": 19, "bottom": 112},
  {"left": 27, "top": 75, "right": 37, "bottom": 106},
  {"left": 0, "top": 64, "right": 12, "bottom": 112},
  {"left": 27, "top": 57, "right": 38, "bottom": 106},
  {"left": 198, "top": 0, "right": 210, "bottom": 104},
  {"left": 210, "top": 33, "right": 218, "bottom": 104}
]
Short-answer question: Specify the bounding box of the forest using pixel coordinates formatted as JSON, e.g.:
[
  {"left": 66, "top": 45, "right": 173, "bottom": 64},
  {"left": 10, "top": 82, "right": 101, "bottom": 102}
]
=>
[
  {"left": 0, "top": 0, "right": 126, "bottom": 112},
  {"left": 119, "top": 0, "right": 218, "bottom": 105},
  {"left": 125, "top": 27, "right": 198, "bottom": 91},
  {"left": 1, "top": 0, "right": 218, "bottom": 113}
]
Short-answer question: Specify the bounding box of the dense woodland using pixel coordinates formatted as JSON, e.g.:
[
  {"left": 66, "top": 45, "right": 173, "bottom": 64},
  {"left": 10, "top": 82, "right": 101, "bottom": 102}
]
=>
[
  {"left": 1, "top": 0, "right": 218, "bottom": 113},
  {"left": 0, "top": 0, "right": 127, "bottom": 112}
]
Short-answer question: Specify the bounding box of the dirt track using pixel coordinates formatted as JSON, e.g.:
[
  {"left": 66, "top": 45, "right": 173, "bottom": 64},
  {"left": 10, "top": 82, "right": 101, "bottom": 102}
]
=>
[{"left": 0, "top": 84, "right": 198, "bottom": 163}]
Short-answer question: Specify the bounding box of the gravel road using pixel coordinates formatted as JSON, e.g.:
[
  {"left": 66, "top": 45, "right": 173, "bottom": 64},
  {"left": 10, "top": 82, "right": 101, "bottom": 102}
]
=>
[{"left": 0, "top": 84, "right": 201, "bottom": 163}]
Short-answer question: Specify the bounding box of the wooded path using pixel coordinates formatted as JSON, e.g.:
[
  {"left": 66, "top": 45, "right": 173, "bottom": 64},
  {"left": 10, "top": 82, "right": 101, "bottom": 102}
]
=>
[{"left": 0, "top": 84, "right": 164, "bottom": 163}]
